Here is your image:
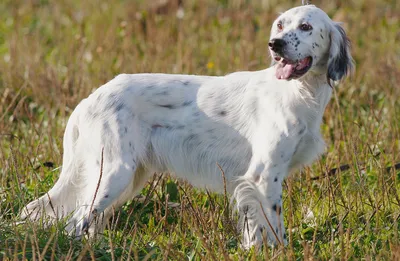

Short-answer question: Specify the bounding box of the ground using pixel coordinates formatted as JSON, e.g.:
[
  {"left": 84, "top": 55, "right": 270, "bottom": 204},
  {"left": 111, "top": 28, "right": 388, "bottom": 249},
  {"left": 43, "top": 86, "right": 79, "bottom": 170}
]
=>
[{"left": 0, "top": 0, "right": 400, "bottom": 260}]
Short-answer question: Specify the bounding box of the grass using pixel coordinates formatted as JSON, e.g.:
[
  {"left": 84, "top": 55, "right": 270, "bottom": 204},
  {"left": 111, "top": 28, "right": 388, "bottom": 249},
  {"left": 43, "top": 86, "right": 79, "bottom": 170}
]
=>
[{"left": 0, "top": 0, "right": 400, "bottom": 259}]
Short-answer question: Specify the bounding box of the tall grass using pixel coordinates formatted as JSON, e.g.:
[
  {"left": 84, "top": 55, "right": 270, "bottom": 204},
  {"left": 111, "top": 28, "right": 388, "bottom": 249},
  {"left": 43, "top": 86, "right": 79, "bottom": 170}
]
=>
[{"left": 1, "top": 0, "right": 399, "bottom": 259}]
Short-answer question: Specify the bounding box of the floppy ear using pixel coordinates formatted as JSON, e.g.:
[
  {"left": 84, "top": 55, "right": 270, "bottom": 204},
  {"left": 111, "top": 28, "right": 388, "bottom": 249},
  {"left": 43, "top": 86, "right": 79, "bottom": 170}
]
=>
[{"left": 327, "top": 23, "right": 354, "bottom": 81}]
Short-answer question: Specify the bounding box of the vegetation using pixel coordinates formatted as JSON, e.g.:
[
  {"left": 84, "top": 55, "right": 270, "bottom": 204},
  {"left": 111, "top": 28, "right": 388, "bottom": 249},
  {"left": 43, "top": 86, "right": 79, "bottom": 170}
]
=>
[{"left": 1, "top": 0, "right": 399, "bottom": 259}]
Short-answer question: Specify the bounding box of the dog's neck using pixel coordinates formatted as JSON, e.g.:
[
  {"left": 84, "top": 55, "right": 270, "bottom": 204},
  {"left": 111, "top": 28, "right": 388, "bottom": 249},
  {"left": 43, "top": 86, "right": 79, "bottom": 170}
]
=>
[
  {"left": 298, "top": 72, "right": 333, "bottom": 124},
  {"left": 298, "top": 71, "right": 330, "bottom": 90}
]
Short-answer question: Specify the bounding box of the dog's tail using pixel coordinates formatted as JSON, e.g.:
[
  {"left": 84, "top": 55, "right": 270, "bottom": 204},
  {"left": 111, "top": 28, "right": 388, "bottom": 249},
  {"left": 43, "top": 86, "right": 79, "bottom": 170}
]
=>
[{"left": 20, "top": 104, "right": 84, "bottom": 222}]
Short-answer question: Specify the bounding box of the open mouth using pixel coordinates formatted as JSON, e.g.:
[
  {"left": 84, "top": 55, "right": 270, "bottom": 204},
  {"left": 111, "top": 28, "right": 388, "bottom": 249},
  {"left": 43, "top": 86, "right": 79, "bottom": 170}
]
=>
[{"left": 274, "top": 56, "right": 313, "bottom": 80}]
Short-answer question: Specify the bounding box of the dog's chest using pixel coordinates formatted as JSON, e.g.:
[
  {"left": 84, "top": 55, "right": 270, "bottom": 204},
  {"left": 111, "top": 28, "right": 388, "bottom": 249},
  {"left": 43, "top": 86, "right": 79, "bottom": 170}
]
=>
[
  {"left": 289, "top": 126, "right": 325, "bottom": 170},
  {"left": 256, "top": 88, "right": 326, "bottom": 170}
]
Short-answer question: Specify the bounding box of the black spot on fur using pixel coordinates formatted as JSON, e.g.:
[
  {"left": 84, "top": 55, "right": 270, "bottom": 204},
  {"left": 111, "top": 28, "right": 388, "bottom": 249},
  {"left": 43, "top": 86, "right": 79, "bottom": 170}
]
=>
[
  {"left": 274, "top": 177, "right": 278, "bottom": 182},
  {"left": 185, "top": 134, "right": 197, "bottom": 143},
  {"left": 182, "top": 101, "right": 193, "bottom": 106},
  {"left": 129, "top": 142, "right": 132, "bottom": 147},
  {"left": 115, "top": 103, "right": 124, "bottom": 111},
  {"left": 82, "top": 220, "right": 89, "bottom": 233},
  {"left": 92, "top": 112, "right": 99, "bottom": 119},
  {"left": 293, "top": 142, "right": 300, "bottom": 155},
  {"left": 309, "top": 31, "right": 312, "bottom": 35},
  {"left": 183, "top": 81, "right": 190, "bottom": 85},
  {"left": 158, "top": 104, "right": 175, "bottom": 109},
  {"left": 156, "top": 91, "right": 169, "bottom": 96},
  {"left": 105, "top": 94, "right": 119, "bottom": 109},
  {"left": 298, "top": 126, "right": 306, "bottom": 135},
  {"left": 104, "top": 195, "right": 109, "bottom": 198},
  {"left": 320, "top": 34, "right": 324, "bottom": 39},
  {"left": 273, "top": 204, "right": 281, "bottom": 215},
  {"left": 219, "top": 110, "right": 227, "bottom": 116},
  {"left": 124, "top": 127, "right": 128, "bottom": 133},
  {"left": 284, "top": 233, "right": 287, "bottom": 240}
]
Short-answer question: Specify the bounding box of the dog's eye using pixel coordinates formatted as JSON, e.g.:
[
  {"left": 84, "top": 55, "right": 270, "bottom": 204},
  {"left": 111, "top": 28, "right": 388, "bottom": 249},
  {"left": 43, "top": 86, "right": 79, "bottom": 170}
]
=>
[
  {"left": 277, "top": 23, "right": 283, "bottom": 31},
  {"left": 300, "top": 23, "right": 312, "bottom": 31}
]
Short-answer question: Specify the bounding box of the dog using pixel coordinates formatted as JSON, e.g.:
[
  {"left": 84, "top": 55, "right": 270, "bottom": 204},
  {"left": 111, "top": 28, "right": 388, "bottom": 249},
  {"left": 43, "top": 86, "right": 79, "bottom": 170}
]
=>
[{"left": 21, "top": 4, "right": 353, "bottom": 248}]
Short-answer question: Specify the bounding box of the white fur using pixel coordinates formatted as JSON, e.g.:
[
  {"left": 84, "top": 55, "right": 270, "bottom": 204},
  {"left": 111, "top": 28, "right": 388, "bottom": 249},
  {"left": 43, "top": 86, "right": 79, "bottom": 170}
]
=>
[{"left": 21, "top": 5, "right": 353, "bottom": 248}]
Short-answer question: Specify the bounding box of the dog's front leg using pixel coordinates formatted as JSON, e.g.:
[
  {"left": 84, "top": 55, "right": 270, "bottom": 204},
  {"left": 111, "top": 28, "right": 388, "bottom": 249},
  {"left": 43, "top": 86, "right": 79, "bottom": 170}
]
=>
[
  {"left": 234, "top": 126, "right": 304, "bottom": 249},
  {"left": 234, "top": 160, "right": 287, "bottom": 249},
  {"left": 257, "top": 164, "right": 286, "bottom": 246}
]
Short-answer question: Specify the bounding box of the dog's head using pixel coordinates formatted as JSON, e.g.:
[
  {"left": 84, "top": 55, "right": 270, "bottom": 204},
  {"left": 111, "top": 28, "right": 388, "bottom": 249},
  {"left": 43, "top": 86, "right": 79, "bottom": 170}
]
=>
[{"left": 269, "top": 5, "right": 354, "bottom": 82}]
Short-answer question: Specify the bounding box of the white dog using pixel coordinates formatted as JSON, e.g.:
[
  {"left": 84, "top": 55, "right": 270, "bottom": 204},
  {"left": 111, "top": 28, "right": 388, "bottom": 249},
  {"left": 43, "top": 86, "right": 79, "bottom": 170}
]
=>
[{"left": 21, "top": 5, "right": 353, "bottom": 248}]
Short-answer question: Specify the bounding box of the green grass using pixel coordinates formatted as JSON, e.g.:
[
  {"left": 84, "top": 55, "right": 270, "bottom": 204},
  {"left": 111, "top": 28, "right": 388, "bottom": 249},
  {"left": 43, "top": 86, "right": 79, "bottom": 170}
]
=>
[{"left": 1, "top": 0, "right": 400, "bottom": 259}]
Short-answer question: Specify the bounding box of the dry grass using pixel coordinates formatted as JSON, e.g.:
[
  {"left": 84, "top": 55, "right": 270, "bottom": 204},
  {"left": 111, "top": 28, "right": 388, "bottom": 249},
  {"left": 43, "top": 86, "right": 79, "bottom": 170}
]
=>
[{"left": 1, "top": 0, "right": 400, "bottom": 259}]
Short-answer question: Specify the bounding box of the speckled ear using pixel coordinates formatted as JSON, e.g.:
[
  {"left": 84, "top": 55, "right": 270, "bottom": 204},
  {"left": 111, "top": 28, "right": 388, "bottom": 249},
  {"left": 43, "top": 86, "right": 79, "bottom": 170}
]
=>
[{"left": 327, "top": 23, "right": 354, "bottom": 81}]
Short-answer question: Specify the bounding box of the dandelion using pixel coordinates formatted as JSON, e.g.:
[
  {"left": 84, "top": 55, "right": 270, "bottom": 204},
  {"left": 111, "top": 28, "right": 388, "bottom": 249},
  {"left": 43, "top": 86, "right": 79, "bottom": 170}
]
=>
[{"left": 207, "top": 61, "right": 214, "bottom": 69}]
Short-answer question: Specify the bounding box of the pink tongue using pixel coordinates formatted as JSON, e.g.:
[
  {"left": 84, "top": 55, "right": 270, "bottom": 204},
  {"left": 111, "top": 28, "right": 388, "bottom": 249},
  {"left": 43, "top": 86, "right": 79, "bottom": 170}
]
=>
[{"left": 275, "top": 63, "right": 295, "bottom": 79}]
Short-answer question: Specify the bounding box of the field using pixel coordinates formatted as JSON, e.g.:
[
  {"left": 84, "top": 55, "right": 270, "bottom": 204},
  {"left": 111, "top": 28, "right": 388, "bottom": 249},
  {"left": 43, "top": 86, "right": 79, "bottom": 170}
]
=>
[{"left": 1, "top": 0, "right": 400, "bottom": 259}]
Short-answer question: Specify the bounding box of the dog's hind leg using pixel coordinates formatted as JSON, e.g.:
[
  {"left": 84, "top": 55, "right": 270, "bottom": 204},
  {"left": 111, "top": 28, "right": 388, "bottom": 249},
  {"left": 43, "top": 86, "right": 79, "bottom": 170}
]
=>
[
  {"left": 20, "top": 105, "right": 83, "bottom": 222},
  {"left": 66, "top": 121, "right": 153, "bottom": 237},
  {"left": 66, "top": 152, "right": 139, "bottom": 237}
]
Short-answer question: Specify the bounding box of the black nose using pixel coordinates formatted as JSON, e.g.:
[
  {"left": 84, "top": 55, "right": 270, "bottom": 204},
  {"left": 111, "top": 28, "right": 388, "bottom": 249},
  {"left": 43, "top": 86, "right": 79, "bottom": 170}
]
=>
[{"left": 268, "top": 38, "right": 286, "bottom": 52}]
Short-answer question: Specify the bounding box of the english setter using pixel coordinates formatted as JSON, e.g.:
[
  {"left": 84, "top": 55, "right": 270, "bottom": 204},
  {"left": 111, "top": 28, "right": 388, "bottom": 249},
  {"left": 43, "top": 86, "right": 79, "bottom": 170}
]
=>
[{"left": 21, "top": 5, "right": 353, "bottom": 248}]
